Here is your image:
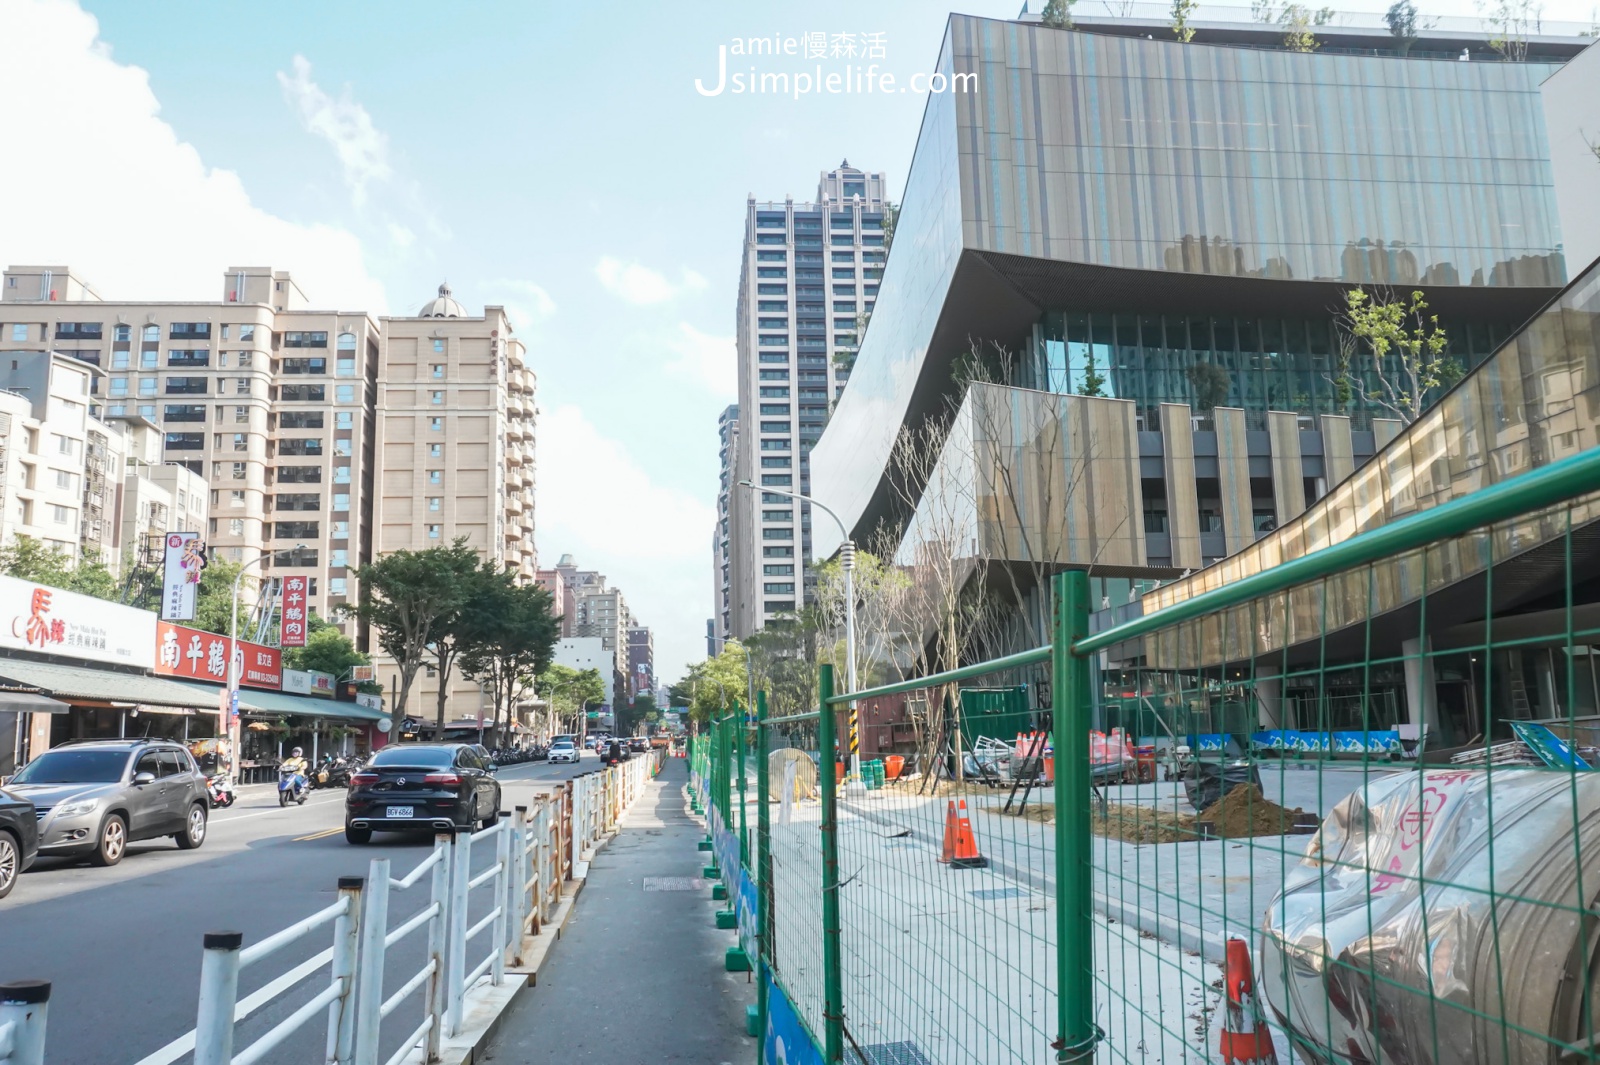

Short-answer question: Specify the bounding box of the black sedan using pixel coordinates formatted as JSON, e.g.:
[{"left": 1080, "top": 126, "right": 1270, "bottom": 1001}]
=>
[
  {"left": 0, "top": 786, "right": 39, "bottom": 899},
  {"left": 344, "top": 743, "right": 501, "bottom": 844}
]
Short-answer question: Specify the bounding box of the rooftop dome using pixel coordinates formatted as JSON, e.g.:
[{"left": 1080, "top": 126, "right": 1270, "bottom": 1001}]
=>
[{"left": 418, "top": 282, "right": 467, "bottom": 318}]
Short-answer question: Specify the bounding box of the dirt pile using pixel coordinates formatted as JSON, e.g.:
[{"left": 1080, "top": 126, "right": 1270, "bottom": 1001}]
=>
[
  {"left": 1096, "top": 803, "right": 1198, "bottom": 843},
  {"left": 1197, "top": 784, "right": 1310, "bottom": 839}
]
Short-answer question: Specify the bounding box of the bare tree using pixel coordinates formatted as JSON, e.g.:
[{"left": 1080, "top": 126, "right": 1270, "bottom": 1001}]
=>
[{"left": 1481, "top": 0, "right": 1541, "bottom": 59}]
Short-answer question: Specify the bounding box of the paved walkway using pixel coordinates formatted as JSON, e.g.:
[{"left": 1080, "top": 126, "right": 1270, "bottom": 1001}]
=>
[{"left": 482, "top": 758, "right": 755, "bottom": 1064}]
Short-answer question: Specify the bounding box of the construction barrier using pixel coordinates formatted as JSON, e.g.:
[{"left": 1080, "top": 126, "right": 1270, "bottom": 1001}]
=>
[{"left": 698, "top": 442, "right": 1600, "bottom": 1063}]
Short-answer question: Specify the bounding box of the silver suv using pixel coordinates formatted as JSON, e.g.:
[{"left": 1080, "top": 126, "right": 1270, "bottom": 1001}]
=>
[{"left": 6, "top": 739, "right": 210, "bottom": 866}]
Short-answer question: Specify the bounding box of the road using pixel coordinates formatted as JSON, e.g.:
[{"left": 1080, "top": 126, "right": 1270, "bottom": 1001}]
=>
[{"left": 0, "top": 754, "right": 597, "bottom": 1065}]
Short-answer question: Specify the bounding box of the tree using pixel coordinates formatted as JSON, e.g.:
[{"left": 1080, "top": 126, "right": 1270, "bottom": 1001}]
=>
[
  {"left": 1279, "top": 3, "right": 1336, "bottom": 50},
  {"left": 538, "top": 663, "right": 606, "bottom": 734},
  {"left": 745, "top": 615, "right": 819, "bottom": 719},
  {"left": 188, "top": 556, "right": 252, "bottom": 635},
  {"left": 1080, "top": 350, "right": 1106, "bottom": 398},
  {"left": 1186, "top": 361, "right": 1233, "bottom": 412},
  {"left": 677, "top": 640, "right": 749, "bottom": 724},
  {"left": 458, "top": 569, "right": 560, "bottom": 745},
  {"left": 0, "top": 536, "right": 119, "bottom": 601},
  {"left": 1331, "top": 288, "right": 1461, "bottom": 424},
  {"left": 347, "top": 540, "right": 480, "bottom": 725},
  {"left": 1040, "top": 0, "right": 1076, "bottom": 28},
  {"left": 283, "top": 616, "right": 380, "bottom": 693},
  {"left": 1385, "top": 0, "right": 1421, "bottom": 54},
  {"left": 1171, "top": 0, "right": 1200, "bottom": 40},
  {"left": 1482, "top": 0, "right": 1540, "bottom": 60}
]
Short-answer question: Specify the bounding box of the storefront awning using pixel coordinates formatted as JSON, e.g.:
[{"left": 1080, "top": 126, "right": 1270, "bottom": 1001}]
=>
[
  {"left": 0, "top": 658, "right": 211, "bottom": 710},
  {"left": 0, "top": 689, "right": 71, "bottom": 714},
  {"left": 171, "top": 682, "right": 386, "bottom": 723}
]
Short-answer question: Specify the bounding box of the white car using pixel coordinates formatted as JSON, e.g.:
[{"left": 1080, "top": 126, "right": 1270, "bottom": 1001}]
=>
[{"left": 548, "top": 742, "right": 580, "bottom": 765}]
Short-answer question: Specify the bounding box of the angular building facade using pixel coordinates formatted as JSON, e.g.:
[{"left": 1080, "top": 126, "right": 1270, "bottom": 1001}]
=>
[
  {"left": 728, "top": 163, "right": 889, "bottom": 638},
  {"left": 814, "top": 15, "right": 1591, "bottom": 620}
]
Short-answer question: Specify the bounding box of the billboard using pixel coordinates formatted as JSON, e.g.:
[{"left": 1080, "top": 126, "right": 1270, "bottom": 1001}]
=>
[
  {"left": 0, "top": 575, "right": 156, "bottom": 668},
  {"left": 155, "top": 622, "right": 282, "bottom": 690},
  {"left": 280, "top": 576, "right": 309, "bottom": 648},
  {"left": 160, "top": 532, "right": 206, "bottom": 621},
  {"left": 282, "top": 669, "right": 336, "bottom": 697}
]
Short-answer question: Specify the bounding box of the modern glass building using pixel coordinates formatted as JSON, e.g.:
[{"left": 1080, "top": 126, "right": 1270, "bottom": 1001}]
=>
[{"left": 814, "top": 12, "right": 1593, "bottom": 574}]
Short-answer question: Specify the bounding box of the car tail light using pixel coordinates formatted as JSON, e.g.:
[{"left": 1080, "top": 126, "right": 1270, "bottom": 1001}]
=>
[
  {"left": 350, "top": 772, "right": 379, "bottom": 785},
  {"left": 423, "top": 772, "right": 462, "bottom": 786}
]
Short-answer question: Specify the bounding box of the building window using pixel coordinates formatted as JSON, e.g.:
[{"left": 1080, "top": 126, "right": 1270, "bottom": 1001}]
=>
[
  {"left": 332, "top": 520, "right": 349, "bottom": 537},
  {"left": 170, "top": 322, "right": 211, "bottom": 340},
  {"left": 8, "top": 324, "right": 27, "bottom": 342},
  {"left": 336, "top": 357, "right": 356, "bottom": 376},
  {"left": 111, "top": 351, "right": 130, "bottom": 370},
  {"left": 228, "top": 518, "right": 244, "bottom": 535},
  {"left": 428, "top": 497, "right": 442, "bottom": 511},
  {"left": 139, "top": 350, "right": 158, "bottom": 370},
  {"left": 427, "top": 470, "right": 442, "bottom": 484},
  {"left": 762, "top": 509, "right": 793, "bottom": 521},
  {"left": 432, "top": 339, "right": 445, "bottom": 353},
  {"left": 232, "top": 461, "right": 246, "bottom": 479},
  {"left": 760, "top": 456, "right": 792, "bottom": 468},
  {"left": 430, "top": 417, "right": 443, "bottom": 431},
  {"left": 757, "top": 284, "right": 787, "bottom": 296},
  {"left": 331, "top": 549, "right": 348, "bottom": 568},
  {"left": 335, "top": 385, "right": 355, "bottom": 403},
  {"left": 238, "top": 352, "right": 253, "bottom": 367},
  {"left": 335, "top": 411, "right": 353, "bottom": 429},
  {"left": 283, "top": 331, "right": 328, "bottom": 348},
  {"left": 137, "top": 379, "right": 157, "bottom": 397},
  {"left": 761, "top": 527, "right": 794, "bottom": 540},
  {"left": 427, "top": 524, "right": 441, "bottom": 539},
  {"left": 761, "top": 475, "right": 792, "bottom": 486},
  {"left": 333, "top": 466, "right": 351, "bottom": 484},
  {"left": 238, "top": 324, "right": 256, "bottom": 342},
  {"left": 432, "top": 364, "right": 445, "bottom": 378},
  {"left": 333, "top": 493, "right": 351, "bottom": 511},
  {"left": 234, "top": 406, "right": 248, "bottom": 423},
  {"left": 758, "top": 353, "right": 788, "bottom": 364},
  {"left": 334, "top": 439, "right": 352, "bottom": 457},
  {"left": 430, "top": 391, "right": 444, "bottom": 405},
  {"left": 329, "top": 577, "right": 347, "bottom": 596},
  {"left": 50, "top": 504, "right": 69, "bottom": 524},
  {"left": 109, "top": 377, "right": 129, "bottom": 397},
  {"left": 231, "top": 490, "right": 246, "bottom": 507}
]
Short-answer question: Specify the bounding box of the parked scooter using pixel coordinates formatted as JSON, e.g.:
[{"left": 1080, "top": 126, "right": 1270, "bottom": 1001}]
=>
[{"left": 206, "top": 774, "right": 236, "bottom": 808}]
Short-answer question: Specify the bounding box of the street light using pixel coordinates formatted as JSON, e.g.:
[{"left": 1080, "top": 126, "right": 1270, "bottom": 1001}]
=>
[
  {"left": 737, "top": 480, "right": 860, "bottom": 785},
  {"left": 226, "top": 545, "right": 302, "bottom": 778}
]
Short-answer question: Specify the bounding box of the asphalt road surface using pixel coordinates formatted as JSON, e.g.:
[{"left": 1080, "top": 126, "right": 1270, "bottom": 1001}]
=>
[{"left": 0, "top": 753, "right": 596, "bottom": 1065}]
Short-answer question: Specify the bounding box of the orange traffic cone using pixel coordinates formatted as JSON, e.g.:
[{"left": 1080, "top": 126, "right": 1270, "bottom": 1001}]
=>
[
  {"left": 950, "top": 799, "right": 988, "bottom": 869},
  {"left": 1220, "top": 938, "right": 1277, "bottom": 1064},
  {"left": 939, "top": 800, "right": 957, "bottom": 864}
]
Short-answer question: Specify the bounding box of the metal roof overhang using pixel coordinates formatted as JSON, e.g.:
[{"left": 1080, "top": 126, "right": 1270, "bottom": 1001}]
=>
[
  {"left": 169, "top": 682, "right": 385, "bottom": 722},
  {"left": 0, "top": 658, "right": 211, "bottom": 711},
  {"left": 0, "top": 689, "right": 71, "bottom": 714}
]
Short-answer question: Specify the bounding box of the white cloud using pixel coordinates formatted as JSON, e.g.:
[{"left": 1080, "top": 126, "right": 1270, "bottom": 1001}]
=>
[
  {"left": 594, "top": 256, "right": 708, "bottom": 305},
  {"left": 0, "top": 0, "right": 387, "bottom": 311},
  {"left": 484, "top": 279, "right": 557, "bottom": 337},
  {"left": 664, "top": 322, "right": 735, "bottom": 399},
  {"left": 387, "top": 223, "right": 416, "bottom": 249},
  {"left": 537, "top": 405, "right": 715, "bottom": 678},
  {"left": 277, "top": 54, "right": 392, "bottom": 208}
]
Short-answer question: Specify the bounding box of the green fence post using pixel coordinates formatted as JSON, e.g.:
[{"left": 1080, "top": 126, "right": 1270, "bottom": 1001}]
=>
[
  {"left": 755, "top": 689, "right": 771, "bottom": 1064},
  {"left": 817, "top": 665, "right": 844, "bottom": 1063},
  {"left": 1053, "top": 571, "right": 1097, "bottom": 1062},
  {"left": 736, "top": 701, "right": 749, "bottom": 868}
]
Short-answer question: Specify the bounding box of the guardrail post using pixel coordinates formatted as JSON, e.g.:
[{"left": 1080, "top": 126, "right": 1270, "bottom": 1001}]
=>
[
  {"left": 560, "top": 781, "right": 572, "bottom": 882},
  {"left": 353, "top": 861, "right": 390, "bottom": 1065},
  {"left": 327, "top": 875, "right": 364, "bottom": 1065},
  {"left": 817, "top": 665, "right": 844, "bottom": 1063},
  {"left": 755, "top": 690, "right": 772, "bottom": 1064},
  {"left": 1053, "top": 570, "right": 1097, "bottom": 1063},
  {"left": 425, "top": 832, "right": 451, "bottom": 1062},
  {"left": 493, "top": 812, "right": 511, "bottom": 985},
  {"left": 447, "top": 826, "right": 473, "bottom": 1036},
  {"left": 510, "top": 805, "right": 529, "bottom": 957},
  {"left": 0, "top": 982, "right": 50, "bottom": 1065},
  {"left": 735, "top": 701, "right": 749, "bottom": 867},
  {"left": 193, "top": 932, "right": 243, "bottom": 1065}
]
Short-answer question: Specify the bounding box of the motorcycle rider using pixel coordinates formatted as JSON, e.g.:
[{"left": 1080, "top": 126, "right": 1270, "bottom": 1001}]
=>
[{"left": 281, "top": 746, "right": 310, "bottom": 796}]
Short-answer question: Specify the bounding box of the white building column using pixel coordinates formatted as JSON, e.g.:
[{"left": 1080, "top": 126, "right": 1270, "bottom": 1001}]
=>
[
  {"left": 1252, "top": 676, "right": 1283, "bottom": 728},
  {"left": 1402, "top": 636, "right": 1440, "bottom": 732}
]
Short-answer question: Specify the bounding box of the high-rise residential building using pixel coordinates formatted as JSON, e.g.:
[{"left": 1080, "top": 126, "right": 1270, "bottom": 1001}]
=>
[
  {"left": 541, "top": 553, "right": 637, "bottom": 713},
  {"left": 534, "top": 565, "right": 570, "bottom": 637},
  {"left": 0, "top": 265, "right": 381, "bottom": 622},
  {"left": 711, "top": 403, "right": 738, "bottom": 647},
  {"left": 812, "top": 12, "right": 1597, "bottom": 685},
  {"left": 728, "top": 162, "right": 888, "bottom": 638},
  {"left": 374, "top": 283, "right": 538, "bottom": 720}
]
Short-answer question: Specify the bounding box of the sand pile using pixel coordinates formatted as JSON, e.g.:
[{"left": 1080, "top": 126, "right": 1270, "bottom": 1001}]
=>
[{"left": 1197, "top": 784, "right": 1310, "bottom": 839}]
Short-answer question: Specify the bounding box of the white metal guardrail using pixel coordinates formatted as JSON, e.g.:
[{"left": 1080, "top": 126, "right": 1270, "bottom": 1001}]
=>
[{"left": 33, "top": 751, "right": 665, "bottom": 1065}]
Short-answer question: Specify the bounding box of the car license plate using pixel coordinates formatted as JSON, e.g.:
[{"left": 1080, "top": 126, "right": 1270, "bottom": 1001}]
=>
[{"left": 386, "top": 806, "right": 414, "bottom": 819}]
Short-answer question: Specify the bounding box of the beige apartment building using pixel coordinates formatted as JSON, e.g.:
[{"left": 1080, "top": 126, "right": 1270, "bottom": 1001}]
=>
[
  {"left": 0, "top": 350, "right": 207, "bottom": 574},
  {"left": 0, "top": 265, "right": 381, "bottom": 625},
  {"left": 374, "top": 284, "right": 538, "bottom": 722}
]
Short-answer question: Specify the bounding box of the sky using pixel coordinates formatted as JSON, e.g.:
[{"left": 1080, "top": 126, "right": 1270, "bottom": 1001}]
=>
[{"left": 1, "top": 0, "right": 1594, "bottom": 684}]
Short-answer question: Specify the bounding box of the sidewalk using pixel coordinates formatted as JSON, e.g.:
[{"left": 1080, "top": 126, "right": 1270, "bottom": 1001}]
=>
[{"left": 481, "top": 758, "right": 755, "bottom": 1064}]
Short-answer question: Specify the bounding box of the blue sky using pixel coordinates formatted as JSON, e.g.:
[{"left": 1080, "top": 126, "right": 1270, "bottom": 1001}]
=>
[{"left": 2, "top": 0, "right": 1593, "bottom": 680}]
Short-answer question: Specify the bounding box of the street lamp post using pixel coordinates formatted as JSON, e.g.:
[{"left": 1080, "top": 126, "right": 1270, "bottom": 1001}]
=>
[
  {"left": 737, "top": 480, "right": 860, "bottom": 785},
  {"left": 226, "top": 544, "right": 301, "bottom": 780}
]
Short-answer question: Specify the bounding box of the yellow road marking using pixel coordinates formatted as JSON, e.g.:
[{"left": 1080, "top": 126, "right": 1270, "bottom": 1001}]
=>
[{"left": 293, "top": 826, "right": 345, "bottom": 842}]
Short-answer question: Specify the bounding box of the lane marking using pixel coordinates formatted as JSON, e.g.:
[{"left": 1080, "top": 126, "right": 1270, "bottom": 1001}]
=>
[{"left": 292, "top": 826, "right": 345, "bottom": 842}]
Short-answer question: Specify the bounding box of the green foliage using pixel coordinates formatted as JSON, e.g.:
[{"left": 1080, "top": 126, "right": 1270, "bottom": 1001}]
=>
[
  {"left": 189, "top": 555, "right": 249, "bottom": 635},
  {"left": 1080, "top": 351, "right": 1106, "bottom": 398},
  {"left": 617, "top": 692, "right": 658, "bottom": 737},
  {"left": 1279, "top": 3, "right": 1335, "bottom": 50},
  {"left": 0, "top": 536, "right": 119, "bottom": 600},
  {"left": 283, "top": 615, "right": 379, "bottom": 692},
  {"left": 745, "top": 616, "right": 818, "bottom": 719},
  {"left": 1385, "top": 0, "right": 1420, "bottom": 53},
  {"left": 458, "top": 567, "right": 561, "bottom": 741},
  {"left": 1186, "top": 361, "right": 1233, "bottom": 411},
  {"left": 538, "top": 662, "right": 606, "bottom": 728},
  {"left": 676, "top": 640, "right": 749, "bottom": 723},
  {"left": 347, "top": 539, "right": 481, "bottom": 721},
  {"left": 1482, "top": 0, "right": 1537, "bottom": 60},
  {"left": 1334, "top": 288, "right": 1460, "bottom": 423},
  {"left": 1171, "top": 0, "right": 1200, "bottom": 40},
  {"left": 1040, "top": 0, "right": 1076, "bottom": 28}
]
